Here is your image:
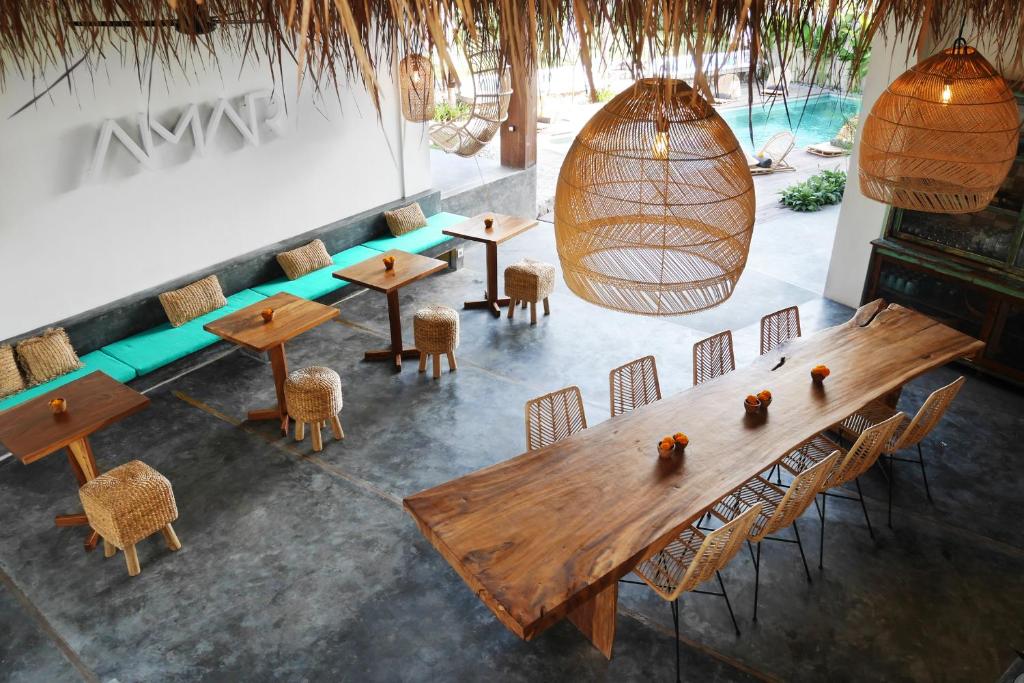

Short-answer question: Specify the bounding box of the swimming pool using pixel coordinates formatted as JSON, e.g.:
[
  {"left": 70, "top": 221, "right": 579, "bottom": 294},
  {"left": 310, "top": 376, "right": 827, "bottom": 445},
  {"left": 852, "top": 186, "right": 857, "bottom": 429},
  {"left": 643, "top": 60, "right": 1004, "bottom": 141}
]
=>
[{"left": 718, "top": 93, "right": 861, "bottom": 153}]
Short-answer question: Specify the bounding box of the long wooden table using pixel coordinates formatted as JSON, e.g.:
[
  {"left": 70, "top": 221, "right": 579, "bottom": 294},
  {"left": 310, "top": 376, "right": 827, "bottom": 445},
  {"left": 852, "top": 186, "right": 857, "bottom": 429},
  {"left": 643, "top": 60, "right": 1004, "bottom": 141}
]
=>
[{"left": 403, "top": 301, "right": 984, "bottom": 657}]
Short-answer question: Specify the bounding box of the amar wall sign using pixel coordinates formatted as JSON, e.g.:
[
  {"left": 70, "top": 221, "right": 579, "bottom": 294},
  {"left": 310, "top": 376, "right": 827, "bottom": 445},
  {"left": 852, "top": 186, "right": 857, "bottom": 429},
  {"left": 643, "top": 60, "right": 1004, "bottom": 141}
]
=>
[{"left": 89, "top": 90, "right": 287, "bottom": 179}]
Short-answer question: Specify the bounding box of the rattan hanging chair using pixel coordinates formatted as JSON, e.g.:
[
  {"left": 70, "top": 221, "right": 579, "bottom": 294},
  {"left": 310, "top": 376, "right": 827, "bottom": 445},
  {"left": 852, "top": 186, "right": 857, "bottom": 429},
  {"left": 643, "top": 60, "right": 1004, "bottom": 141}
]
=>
[
  {"left": 429, "top": 41, "right": 512, "bottom": 158},
  {"left": 399, "top": 53, "right": 435, "bottom": 123},
  {"left": 859, "top": 43, "right": 1020, "bottom": 214},
  {"left": 554, "top": 77, "right": 756, "bottom": 316}
]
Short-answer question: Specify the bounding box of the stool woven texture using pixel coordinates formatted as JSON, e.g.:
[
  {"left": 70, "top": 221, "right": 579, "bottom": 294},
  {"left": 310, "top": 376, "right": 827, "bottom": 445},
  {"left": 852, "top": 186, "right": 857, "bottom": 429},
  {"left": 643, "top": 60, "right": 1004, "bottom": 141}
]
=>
[
  {"left": 554, "top": 77, "right": 755, "bottom": 316},
  {"left": 859, "top": 45, "right": 1019, "bottom": 214},
  {"left": 505, "top": 261, "right": 556, "bottom": 302},
  {"left": 414, "top": 306, "right": 459, "bottom": 353},
  {"left": 285, "top": 367, "right": 343, "bottom": 422},
  {"left": 80, "top": 460, "right": 178, "bottom": 549}
]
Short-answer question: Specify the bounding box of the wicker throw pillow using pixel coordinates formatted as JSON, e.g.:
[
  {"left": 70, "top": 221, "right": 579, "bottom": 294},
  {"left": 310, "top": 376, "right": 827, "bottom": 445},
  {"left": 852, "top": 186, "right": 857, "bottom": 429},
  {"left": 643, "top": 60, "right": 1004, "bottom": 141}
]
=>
[
  {"left": 277, "top": 239, "right": 333, "bottom": 280},
  {"left": 159, "top": 275, "right": 228, "bottom": 327},
  {"left": 384, "top": 202, "right": 428, "bottom": 237},
  {"left": 0, "top": 344, "right": 26, "bottom": 398},
  {"left": 15, "top": 328, "right": 83, "bottom": 385}
]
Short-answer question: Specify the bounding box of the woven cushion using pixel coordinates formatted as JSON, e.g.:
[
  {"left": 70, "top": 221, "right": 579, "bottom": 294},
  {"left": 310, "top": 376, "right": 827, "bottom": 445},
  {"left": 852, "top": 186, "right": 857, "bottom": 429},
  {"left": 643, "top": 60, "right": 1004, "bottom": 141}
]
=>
[
  {"left": 384, "top": 203, "right": 428, "bottom": 237},
  {"left": 101, "top": 289, "right": 266, "bottom": 376},
  {"left": 15, "top": 328, "right": 83, "bottom": 385},
  {"left": 79, "top": 460, "right": 177, "bottom": 548},
  {"left": 253, "top": 246, "right": 377, "bottom": 300},
  {"left": 362, "top": 211, "right": 465, "bottom": 254},
  {"left": 159, "top": 275, "right": 227, "bottom": 327},
  {"left": 0, "top": 345, "right": 26, "bottom": 399},
  {"left": 277, "top": 239, "right": 333, "bottom": 280}
]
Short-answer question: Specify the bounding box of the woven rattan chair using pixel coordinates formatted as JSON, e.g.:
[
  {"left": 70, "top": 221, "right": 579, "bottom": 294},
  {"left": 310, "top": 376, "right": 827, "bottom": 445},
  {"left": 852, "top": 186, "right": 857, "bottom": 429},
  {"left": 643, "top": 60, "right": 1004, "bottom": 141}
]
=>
[
  {"left": 837, "top": 376, "right": 965, "bottom": 526},
  {"left": 710, "top": 452, "right": 839, "bottom": 621},
  {"left": 609, "top": 355, "right": 661, "bottom": 417},
  {"left": 749, "top": 131, "right": 796, "bottom": 175},
  {"left": 285, "top": 366, "right": 345, "bottom": 452},
  {"left": 780, "top": 413, "right": 905, "bottom": 568},
  {"left": 79, "top": 460, "right": 180, "bottom": 577},
  {"left": 759, "top": 305, "right": 801, "bottom": 355},
  {"left": 414, "top": 305, "right": 459, "bottom": 378},
  {"left": 693, "top": 330, "right": 735, "bottom": 386},
  {"left": 505, "top": 260, "right": 555, "bottom": 324},
  {"left": 629, "top": 504, "right": 763, "bottom": 679},
  {"left": 524, "top": 386, "right": 587, "bottom": 451},
  {"left": 429, "top": 41, "right": 512, "bottom": 158}
]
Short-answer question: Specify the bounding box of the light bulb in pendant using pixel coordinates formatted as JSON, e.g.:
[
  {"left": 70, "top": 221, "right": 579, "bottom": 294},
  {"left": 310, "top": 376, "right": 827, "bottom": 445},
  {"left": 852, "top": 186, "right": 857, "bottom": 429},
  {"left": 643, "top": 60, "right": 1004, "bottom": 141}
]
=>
[
  {"left": 411, "top": 70, "right": 423, "bottom": 86},
  {"left": 652, "top": 112, "right": 670, "bottom": 160},
  {"left": 941, "top": 78, "right": 952, "bottom": 104}
]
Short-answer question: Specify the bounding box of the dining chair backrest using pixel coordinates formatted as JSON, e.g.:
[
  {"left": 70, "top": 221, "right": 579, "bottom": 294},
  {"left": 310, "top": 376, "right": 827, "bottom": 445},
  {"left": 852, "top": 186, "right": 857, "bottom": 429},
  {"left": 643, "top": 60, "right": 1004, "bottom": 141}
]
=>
[
  {"left": 829, "top": 413, "right": 905, "bottom": 487},
  {"left": 609, "top": 355, "right": 661, "bottom": 418},
  {"left": 678, "top": 503, "right": 763, "bottom": 595},
  {"left": 892, "top": 376, "right": 965, "bottom": 452},
  {"left": 693, "top": 330, "right": 735, "bottom": 386},
  {"left": 759, "top": 451, "right": 839, "bottom": 540},
  {"left": 525, "top": 385, "right": 588, "bottom": 452},
  {"left": 759, "top": 306, "right": 801, "bottom": 355}
]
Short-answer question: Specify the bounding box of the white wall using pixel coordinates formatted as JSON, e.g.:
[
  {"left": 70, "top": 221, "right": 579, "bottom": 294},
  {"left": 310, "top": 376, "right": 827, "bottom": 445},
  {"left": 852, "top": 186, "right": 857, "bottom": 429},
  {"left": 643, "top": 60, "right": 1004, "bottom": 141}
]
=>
[
  {"left": 824, "top": 20, "right": 1023, "bottom": 307},
  {"left": 0, "top": 51, "right": 432, "bottom": 340}
]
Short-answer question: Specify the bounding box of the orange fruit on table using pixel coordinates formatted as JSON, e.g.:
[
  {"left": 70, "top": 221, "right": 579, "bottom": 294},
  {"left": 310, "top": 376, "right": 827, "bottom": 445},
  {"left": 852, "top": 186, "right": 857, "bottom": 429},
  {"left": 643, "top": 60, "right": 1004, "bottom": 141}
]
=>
[
  {"left": 757, "top": 389, "right": 772, "bottom": 402},
  {"left": 745, "top": 394, "right": 760, "bottom": 404},
  {"left": 812, "top": 364, "right": 830, "bottom": 377},
  {"left": 673, "top": 432, "right": 689, "bottom": 448}
]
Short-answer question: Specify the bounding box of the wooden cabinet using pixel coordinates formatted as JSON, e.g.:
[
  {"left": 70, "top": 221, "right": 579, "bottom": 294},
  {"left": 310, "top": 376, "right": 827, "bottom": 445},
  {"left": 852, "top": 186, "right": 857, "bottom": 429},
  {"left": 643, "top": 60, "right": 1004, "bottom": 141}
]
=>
[{"left": 862, "top": 94, "right": 1024, "bottom": 384}]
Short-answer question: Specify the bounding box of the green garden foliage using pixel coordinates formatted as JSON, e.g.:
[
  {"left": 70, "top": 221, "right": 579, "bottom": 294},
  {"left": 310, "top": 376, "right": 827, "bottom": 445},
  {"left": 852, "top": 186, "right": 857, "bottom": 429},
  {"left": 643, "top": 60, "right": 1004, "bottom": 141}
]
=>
[
  {"left": 780, "top": 170, "right": 847, "bottom": 212},
  {"left": 432, "top": 101, "right": 471, "bottom": 122}
]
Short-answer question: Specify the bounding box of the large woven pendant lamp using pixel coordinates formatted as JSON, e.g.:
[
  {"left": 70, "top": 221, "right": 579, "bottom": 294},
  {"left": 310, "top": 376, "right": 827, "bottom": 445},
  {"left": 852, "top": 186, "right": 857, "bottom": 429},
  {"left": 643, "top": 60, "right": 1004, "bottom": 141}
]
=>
[
  {"left": 399, "top": 53, "right": 435, "bottom": 122},
  {"left": 859, "top": 39, "right": 1020, "bottom": 213},
  {"left": 554, "top": 78, "right": 755, "bottom": 315}
]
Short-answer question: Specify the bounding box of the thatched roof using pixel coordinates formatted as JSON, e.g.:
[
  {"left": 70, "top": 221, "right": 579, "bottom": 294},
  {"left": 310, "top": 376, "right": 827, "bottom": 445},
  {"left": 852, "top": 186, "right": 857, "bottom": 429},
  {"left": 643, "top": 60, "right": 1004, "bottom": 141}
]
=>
[{"left": 2, "top": 0, "right": 1023, "bottom": 107}]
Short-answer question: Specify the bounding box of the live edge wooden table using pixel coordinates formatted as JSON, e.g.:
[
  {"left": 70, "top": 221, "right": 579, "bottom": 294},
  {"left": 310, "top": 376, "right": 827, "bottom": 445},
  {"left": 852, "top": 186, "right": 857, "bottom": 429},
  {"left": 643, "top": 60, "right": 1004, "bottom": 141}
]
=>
[
  {"left": 442, "top": 213, "right": 539, "bottom": 317},
  {"left": 204, "top": 291, "right": 339, "bottom": 434},
  {"left": 0, "top": 372, "right": 149, "bottom": 552},
  {"left": 333, "top": 249, "right": 447, "bottom": 371},
  {"left": 404, "top": 301, "right": 984, "bottom": 658}
]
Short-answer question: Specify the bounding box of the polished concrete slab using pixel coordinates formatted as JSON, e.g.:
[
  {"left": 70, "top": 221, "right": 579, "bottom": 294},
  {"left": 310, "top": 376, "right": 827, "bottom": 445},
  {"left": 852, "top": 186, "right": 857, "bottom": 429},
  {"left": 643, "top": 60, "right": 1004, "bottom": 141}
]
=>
[{"left": 1, "top": 221, "right": 1022, "bottom": 682}]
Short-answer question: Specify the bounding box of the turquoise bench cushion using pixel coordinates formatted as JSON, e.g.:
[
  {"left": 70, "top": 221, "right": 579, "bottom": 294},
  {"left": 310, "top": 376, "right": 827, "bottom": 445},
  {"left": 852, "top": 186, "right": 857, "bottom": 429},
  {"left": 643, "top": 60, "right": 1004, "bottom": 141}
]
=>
[
  {"left": 101, "top": 289, "right": 267, "bottom": 376},
  {"left": 0, "top": 351, "right": 137, "bottom": 412},
  {"left": 251, "top": 245, "right": 377, "bottom": 299},
  {"left": 361, "top": 212, "right": 467, "bottom": 254}
]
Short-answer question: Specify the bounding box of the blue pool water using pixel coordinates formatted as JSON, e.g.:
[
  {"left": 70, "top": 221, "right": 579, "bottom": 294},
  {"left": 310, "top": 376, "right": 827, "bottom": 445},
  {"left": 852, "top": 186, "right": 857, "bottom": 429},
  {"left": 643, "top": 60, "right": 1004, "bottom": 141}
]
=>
[{"left": 718, "top": 93, "right": 861, "bottom": 153}]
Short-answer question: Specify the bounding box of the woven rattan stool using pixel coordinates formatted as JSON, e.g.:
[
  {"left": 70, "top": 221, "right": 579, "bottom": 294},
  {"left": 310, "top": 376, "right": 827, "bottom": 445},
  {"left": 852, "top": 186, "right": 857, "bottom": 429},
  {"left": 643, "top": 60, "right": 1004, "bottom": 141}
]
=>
[
  {"left": 79, "top": 460, "right": 180, "bottom": 577},
  {"left": 284, "top": 366, "right": 344, "bottom": 452},
  {"left": 505, "top": 260, "right": 555, "bottom": 324},
  {"left": 414, "top": 306, "right": 459, "bottom": 379}
]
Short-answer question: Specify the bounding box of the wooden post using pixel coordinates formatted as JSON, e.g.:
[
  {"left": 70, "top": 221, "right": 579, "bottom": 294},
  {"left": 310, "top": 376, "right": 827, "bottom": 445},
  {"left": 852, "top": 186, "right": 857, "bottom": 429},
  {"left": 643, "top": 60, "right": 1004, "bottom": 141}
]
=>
[{"left": 501, "top": 59, "right": 537, "bottom": 169}]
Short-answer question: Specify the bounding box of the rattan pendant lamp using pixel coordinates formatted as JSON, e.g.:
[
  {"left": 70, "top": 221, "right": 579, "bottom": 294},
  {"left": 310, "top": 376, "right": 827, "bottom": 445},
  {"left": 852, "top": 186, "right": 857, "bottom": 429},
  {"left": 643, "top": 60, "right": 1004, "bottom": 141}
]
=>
[
  {"left": 554, "top": 78, "right": 755, "bottom": 316},
  {"left": 859, "top": 36, "right": 1020, "bottom": 214},
  {"left": 399, "top": 53, "right": 435, "bottom": 122}
]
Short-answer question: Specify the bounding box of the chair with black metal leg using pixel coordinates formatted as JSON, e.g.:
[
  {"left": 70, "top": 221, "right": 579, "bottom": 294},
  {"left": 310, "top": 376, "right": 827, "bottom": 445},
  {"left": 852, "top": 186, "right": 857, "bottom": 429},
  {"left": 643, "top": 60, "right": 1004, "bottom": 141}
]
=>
[
  {"left": 759, "top": 305, "right": 801, "bottom": 355},
  {"left": 692, "top": 330, "right": 735, "bottom": 386},
  {"left": 709, "top": 451, "right": 839, "bottom": 621},
  {"left": 629, "top": 503, "right": 762, "bottom": 682},
  {"left": 780, "top": 413, "right": 905, "bottom": 568},
  {"left": 609, "top": 355, "right": 661, "bottom": 417},
  {"left": 836, "top": 376, "right": 965, "bottom": 527},
  {"left": 524, "top": 385, "right": 587, "bottom": 452}
]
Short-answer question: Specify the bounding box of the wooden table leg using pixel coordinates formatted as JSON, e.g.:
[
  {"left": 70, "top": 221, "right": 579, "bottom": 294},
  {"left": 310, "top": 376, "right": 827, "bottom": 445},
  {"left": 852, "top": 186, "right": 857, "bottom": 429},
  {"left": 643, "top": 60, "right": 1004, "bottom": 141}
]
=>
[
  {"left": 566, "top": 581, "right": 617, "bottom": 660},
  {"left": 57, "top": 437, "right": 102, "bottom": 552},
  {"left": 463, "top": 242, "right": 511, "bottom": 317},
  {"left": 364, "top": 290, "right": 420, "bottom": 371},
  {"left": 247, "top": 343, "right": 290, "bottom": 435}
]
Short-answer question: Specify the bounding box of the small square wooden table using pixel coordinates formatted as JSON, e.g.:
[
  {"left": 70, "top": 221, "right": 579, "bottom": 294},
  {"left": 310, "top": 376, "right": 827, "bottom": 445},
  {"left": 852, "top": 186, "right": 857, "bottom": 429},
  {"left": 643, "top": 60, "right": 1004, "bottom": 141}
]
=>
[
  {"left": 0, "top": 372, "right": 150, "bottom": 552},
  {"left": 204, "top": 292, "right": 339, "bottom": 433},
  {"left": 443, "top": 213, "right": 540, "bottom": 317},
  {"left": 333, "top": 249, "right": 447, "bottom": 371}
]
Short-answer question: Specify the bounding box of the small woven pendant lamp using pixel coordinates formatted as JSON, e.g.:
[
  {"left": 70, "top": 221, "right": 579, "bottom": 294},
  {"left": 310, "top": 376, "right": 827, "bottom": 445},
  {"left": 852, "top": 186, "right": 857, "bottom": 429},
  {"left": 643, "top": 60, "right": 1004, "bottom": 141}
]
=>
[
  {"left": 399, "top": 53, "right": 435, "bottom": 122},
  {"left": 859, "top": 39, "right": 1020, "bottom": 214},
  {"left": 554, "top": 78, "right": 755, "bottom": 315}
]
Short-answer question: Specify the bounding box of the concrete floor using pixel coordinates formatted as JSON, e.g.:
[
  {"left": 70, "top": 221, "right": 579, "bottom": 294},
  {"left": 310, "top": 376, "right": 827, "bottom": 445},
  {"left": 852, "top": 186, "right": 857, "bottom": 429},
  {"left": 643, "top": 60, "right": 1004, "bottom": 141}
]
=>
[{"left": 2, "top": 220, "right": 1023, "bottom": 681}]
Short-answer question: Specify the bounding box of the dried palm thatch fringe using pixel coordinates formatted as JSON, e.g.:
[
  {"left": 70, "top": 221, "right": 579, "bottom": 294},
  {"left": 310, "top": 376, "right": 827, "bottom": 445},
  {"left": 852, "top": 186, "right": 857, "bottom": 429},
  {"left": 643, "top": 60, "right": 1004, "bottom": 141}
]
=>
[{"left": 1, "top": 1, "right": 1023, "bottom": 112}]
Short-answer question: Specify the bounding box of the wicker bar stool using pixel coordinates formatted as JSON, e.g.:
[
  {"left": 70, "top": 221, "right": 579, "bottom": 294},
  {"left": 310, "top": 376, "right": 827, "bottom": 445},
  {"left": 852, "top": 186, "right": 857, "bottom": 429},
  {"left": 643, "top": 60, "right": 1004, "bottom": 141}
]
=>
[
  {"left": 79, "top": 460, "right": 180, "bottom": 577},
  {"left": 504, "top": 260, "right": 556, "bottom": 324},
  {"left": 284, "top": 366, "right": 344, "bottom": 452},
  {"left": 413, "top": 306, "right": 459, "bottom": 379}
]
